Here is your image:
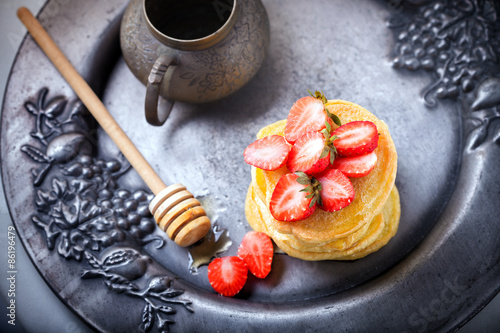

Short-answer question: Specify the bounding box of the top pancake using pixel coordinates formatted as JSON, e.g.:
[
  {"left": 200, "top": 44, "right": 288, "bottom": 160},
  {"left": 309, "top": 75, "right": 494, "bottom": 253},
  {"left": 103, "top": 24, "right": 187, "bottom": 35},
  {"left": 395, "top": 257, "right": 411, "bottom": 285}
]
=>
[{"left": 253, "top": 100, "right": 398, "bottom": 245}]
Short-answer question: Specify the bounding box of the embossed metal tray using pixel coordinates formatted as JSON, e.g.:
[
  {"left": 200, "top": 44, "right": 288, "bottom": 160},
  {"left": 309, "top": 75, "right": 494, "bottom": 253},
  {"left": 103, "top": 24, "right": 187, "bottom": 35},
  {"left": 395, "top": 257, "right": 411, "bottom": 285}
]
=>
[{"left": 2, "top": 0, "right": 500, "bottom": 331}]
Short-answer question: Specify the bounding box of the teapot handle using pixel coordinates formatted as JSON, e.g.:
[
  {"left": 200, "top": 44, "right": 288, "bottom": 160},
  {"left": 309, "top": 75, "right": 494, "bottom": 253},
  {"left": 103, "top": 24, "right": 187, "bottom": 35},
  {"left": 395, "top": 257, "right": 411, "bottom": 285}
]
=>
[{"left": 145, "top": 54, "right": 177, "bottom": 126}]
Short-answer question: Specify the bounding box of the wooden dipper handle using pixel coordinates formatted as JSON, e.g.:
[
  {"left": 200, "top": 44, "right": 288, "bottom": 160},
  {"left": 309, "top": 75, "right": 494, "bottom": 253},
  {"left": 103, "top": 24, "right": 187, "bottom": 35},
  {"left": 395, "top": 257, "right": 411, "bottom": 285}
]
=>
[{"left": 17, "top": 7, "right": 210, "bottom": 247}]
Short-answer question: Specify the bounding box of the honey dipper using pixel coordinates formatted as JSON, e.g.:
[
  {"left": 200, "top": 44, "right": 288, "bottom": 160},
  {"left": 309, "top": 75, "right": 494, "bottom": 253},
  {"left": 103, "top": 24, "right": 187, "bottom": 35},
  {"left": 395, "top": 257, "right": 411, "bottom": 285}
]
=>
[{"left": 17, "top": 7, "right": 211, "bottom": 247}]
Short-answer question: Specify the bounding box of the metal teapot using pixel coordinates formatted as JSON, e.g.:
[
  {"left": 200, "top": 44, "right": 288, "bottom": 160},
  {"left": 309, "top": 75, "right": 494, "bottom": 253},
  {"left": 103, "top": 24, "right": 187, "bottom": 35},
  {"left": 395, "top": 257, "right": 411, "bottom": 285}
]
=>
[{"left": 120, "top": 0, "right": 270, "bottom": 125}]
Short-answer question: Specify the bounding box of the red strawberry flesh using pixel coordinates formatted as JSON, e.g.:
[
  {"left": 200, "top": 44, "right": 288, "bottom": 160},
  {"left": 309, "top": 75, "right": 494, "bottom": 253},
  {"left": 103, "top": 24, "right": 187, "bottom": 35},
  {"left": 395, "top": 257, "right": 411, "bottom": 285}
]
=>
[
  {"left": 286, "top": 131, "right": 329, "bottom": 175},
  {"left": 333, "top": 121, "right": 378, "bottom": 156},
  {"left": 208, "top": 256, "right": 248, "bottom": 297},
  {"left": 315, "top": 168, "right": 355, "bottom": 212},
  {"left": 244, "top": 135, "right": 291, "bottom": 171},
  {"left": 332, "top": 151, "right": 378, "bottom": 178},
  {"left": 270, "top": 173, "right": 315, "bottom": 222},
  {"left": 285, "top": 96, "right": 329, "bottom": 144},
  {"left": 238, "top": 231, "right": 274, "bottom": 279}
]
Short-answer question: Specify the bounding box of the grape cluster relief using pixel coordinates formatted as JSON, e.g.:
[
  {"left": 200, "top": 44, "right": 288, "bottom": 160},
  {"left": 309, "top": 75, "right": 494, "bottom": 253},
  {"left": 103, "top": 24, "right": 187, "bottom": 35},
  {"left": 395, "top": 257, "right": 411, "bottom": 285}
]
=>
[
  {"left": 390, "top": 0, "right": 500, "bottom": 149},
  {"left": 21, "top": 88, "right": 192, "bottom": 332}
]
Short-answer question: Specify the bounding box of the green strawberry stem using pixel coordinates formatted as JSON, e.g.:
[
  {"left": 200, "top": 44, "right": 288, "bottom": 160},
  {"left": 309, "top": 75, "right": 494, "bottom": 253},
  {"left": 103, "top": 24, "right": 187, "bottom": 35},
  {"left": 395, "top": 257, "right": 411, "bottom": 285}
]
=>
[
  {"left": 295, "top": 171, "right": 323, "bottom": 208},
  {"left": 326, "top": 108, "right": 342, "bottom": 127},
  {"left": 307, "top": 89, "right": 328, "bottom": 104},
  {"left": 320, "top": 121, "right": 339, "bottom": 165}
]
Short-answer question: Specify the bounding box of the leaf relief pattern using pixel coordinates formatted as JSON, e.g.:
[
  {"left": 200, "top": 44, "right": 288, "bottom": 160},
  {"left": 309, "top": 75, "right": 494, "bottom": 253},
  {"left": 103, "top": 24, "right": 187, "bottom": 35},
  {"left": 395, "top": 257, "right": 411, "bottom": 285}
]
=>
[
  {"left": 21, "top": 88, "right": 191, "bottom": 332},
  {"left": 389, "top": 0, "right": 500, "bottom": 149}
]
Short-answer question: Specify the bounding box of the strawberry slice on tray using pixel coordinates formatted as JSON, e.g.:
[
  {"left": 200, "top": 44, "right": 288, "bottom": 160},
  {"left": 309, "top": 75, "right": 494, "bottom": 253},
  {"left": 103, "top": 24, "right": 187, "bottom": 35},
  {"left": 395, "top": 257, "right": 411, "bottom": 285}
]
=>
[
  {"left": 208, "top": 256, "right": 248, "bottom": 297},
  {"left": 238, "top": 231, "right": 274, "bottom": 279}
]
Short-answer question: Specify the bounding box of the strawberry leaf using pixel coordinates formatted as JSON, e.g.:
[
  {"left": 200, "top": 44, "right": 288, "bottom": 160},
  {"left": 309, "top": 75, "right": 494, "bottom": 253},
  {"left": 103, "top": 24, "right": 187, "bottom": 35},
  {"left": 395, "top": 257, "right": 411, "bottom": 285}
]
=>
[
  {"left": 296, "top": 178, "right": 311, "bottom": 186},
  {"left": 329, "top": 147, "right": 337, "bottom": 165},
  {"left": 326, "top": 108, "right": 342, "bottom": 127},
  {"left": 319, "top": 147, "right": 330, "bottom": 159},
  {"left": 321, "top": 128, "right": 329, "bottom": 140},
  {"left": 301, "top": 185, "right": 314, "bottom": 194},
  {"left": 295, "top": 171, "right": 311, "bottom": 185},
  {"left": 307, "top": 89, "right": 328, "bottom": 104},
  {"left": 325, "top": 120, "right": 332, "bottom": 134},
  {"left": 300, "top": 176, "right": 322, "bottom": 208}
]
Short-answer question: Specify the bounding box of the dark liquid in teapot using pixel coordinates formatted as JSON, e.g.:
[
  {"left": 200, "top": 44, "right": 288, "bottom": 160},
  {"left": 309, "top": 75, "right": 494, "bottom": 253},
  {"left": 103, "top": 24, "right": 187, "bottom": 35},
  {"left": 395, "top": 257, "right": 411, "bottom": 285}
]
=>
[{"left": 145, "top": 0, "right": 234, "bottom": 40}]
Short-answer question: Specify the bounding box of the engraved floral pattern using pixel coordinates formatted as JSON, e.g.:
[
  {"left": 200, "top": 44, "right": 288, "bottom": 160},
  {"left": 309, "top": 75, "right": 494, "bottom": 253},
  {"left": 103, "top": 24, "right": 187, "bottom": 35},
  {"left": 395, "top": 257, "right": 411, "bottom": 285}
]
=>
[
  {"left": 466, "top": 78, "right": 500, "bottom": 149},
  {"left": 389, "top": 0, "right": 500, "bottom": 149},
  {"left": 390, "top": 0, "right": 500, "bottom": 105},
  {"left": 21, "top": 88, "right": 190, "bottom": 332},
  {"left": 82, "top": 249, "right": 193, "bottom": 333},
  {"left": 177, "top": 0, "right": 269, "bottom": 98}
]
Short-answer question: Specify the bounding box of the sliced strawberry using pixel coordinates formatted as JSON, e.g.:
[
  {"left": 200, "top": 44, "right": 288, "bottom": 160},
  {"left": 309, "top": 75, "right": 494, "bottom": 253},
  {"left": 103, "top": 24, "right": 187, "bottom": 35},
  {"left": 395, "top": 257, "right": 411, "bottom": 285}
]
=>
[
  {"left": 244, "top": 135, "right": 291, "bottom": 171},
  {"left": 208, "top": 256, "right": 248, "bottom": 297},
  {"left": 285, "top": 96, "right": 330, "bottom": 144},
  {"left": 270, "top": 173, "right": 316, "bottom": 222},
  {"left": 315, "top": 168, "right": 355, "bottom": 212},
  {"left": 286, "top": 131, "right": 330, "bottom": 175},
  {"left": 238, "top": 231, "right": 274, "bottom": 279},
  {"left": 332, "top": 151, "right": 378, "bottom": 178},
  {"left": 332, "top": 121, "right": 378, "bottom": 156}
]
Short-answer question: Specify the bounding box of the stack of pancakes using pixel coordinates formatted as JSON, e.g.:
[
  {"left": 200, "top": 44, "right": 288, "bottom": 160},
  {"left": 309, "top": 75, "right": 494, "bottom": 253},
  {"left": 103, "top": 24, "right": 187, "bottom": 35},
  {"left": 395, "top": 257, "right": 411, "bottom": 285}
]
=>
[{"left": 245, "top": 100, "right": 400, "bottom": 261}]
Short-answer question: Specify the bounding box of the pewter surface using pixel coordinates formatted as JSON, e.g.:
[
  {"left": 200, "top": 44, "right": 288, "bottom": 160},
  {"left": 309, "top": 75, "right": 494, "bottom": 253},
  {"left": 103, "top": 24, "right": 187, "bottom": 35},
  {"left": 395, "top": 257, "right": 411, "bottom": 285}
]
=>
[{"left": 2, "top": 0, "right": 500, "bottom": 332}]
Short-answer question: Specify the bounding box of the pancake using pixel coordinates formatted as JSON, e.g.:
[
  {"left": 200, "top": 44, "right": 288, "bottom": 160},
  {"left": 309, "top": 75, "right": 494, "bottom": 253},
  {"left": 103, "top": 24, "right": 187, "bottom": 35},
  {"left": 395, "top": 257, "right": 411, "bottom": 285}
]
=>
[
  {"left": 250, "top": 169, "right": 374, "bottom": 251},
  {"left": 281, "top": 186, "right": 399, "bottom": 260},
  {"left": 335, "top": 185, "right": 400, "bottom": 260},
  {"left": 244, "top": 99, "right": 400, "bottom": 260},
  {"left": 254, "top": 100, "right": 397, "bottom": 244},
  {"left": 245, "top": 182, "right": 400, "bottom": 261},
  {"left": 283, "top": 209, "right": 384, "bottom": 253}
]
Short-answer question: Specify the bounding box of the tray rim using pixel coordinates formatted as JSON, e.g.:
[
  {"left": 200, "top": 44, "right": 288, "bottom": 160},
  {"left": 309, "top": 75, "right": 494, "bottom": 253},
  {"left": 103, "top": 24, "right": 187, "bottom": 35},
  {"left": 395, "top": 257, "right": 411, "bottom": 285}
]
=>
[{"left": 2, "top": 0, "right": 500, "bottom": 331}]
